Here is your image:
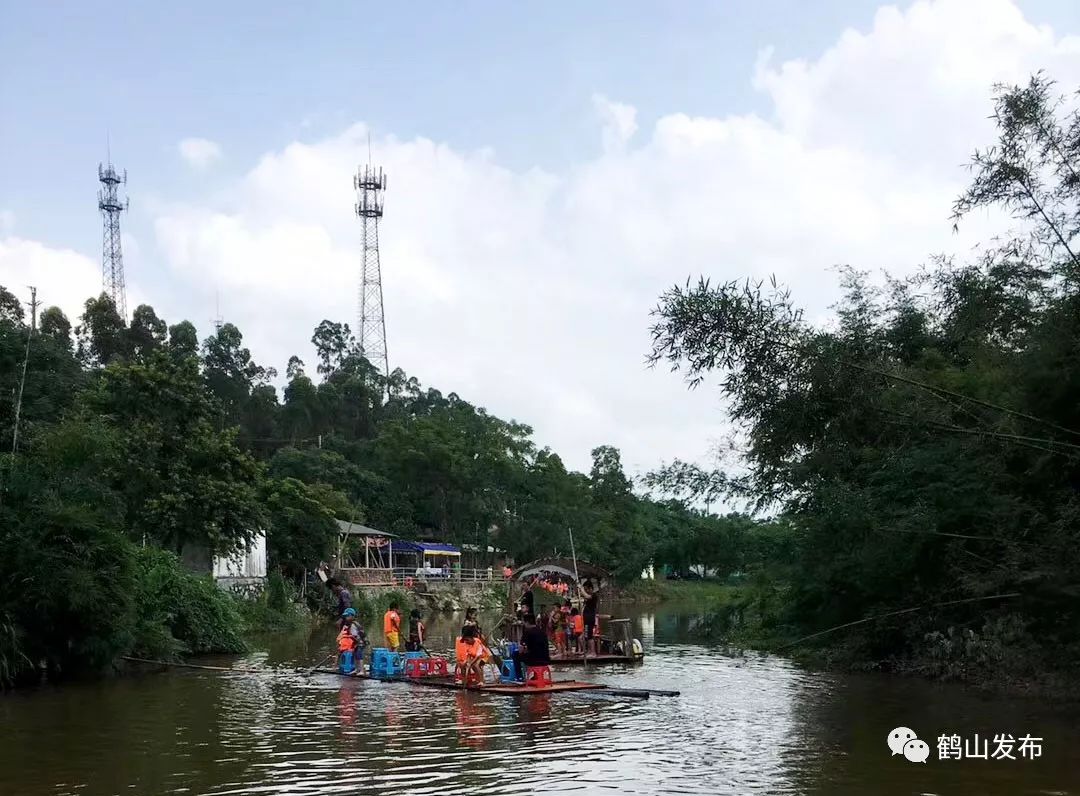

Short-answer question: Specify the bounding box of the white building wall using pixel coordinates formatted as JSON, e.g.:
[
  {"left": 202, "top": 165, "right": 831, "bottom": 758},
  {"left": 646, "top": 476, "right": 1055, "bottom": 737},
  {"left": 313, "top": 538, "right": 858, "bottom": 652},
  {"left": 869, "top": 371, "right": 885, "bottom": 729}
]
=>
[{"left": 213, "top": 531, "right": 267, "bottom": 579}]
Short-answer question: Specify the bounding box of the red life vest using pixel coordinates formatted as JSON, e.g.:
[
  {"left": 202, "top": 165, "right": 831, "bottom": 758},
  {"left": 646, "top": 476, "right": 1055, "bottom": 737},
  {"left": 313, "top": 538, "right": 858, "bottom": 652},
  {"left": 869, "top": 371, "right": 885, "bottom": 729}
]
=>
[{"left": 338, "top": 627, "right": 355, "bottom": 652}]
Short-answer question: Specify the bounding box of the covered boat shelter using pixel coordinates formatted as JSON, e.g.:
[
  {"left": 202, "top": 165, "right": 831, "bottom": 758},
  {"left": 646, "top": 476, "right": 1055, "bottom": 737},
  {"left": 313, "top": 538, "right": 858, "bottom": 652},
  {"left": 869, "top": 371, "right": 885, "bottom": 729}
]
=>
[
  {"left": 507, "top": 558, "right": 638, "bottom": 663},
  {"left": 511, "top": 557, "right": 610, "bottom": 591}
]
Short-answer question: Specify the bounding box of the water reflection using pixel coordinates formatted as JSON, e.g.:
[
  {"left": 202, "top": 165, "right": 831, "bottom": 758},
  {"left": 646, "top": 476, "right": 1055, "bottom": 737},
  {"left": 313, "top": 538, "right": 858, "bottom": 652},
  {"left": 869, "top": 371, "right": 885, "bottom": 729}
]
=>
[{"left": 1, "top": 603, "right": 1078, "bottom": 795}]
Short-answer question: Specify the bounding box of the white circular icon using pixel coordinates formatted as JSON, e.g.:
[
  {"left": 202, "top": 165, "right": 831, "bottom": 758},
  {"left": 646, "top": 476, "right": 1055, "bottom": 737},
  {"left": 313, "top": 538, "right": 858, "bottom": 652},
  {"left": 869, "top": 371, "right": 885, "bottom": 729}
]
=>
[
  {"left": 888, "top": 727, "right": 917, "bottom": 756},
  {"left": 903, "top": 738, "right": 930, "bottom": 763}
]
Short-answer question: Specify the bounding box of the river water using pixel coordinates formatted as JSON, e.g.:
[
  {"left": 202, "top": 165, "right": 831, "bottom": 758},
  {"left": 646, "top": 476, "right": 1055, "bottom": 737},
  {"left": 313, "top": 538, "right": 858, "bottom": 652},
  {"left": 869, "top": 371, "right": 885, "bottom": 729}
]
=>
[{"left": 2, "top": 602, "right": 1079, "bottom": 795}]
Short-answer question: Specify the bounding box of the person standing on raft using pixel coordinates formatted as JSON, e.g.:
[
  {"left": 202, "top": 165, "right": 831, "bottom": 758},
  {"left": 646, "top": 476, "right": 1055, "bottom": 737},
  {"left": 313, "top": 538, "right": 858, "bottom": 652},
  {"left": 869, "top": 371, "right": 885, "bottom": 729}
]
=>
[
  {"left": 330, "top": 580, "right": 353, "bottom": 627},
  {"left": 383, "top": 601, "right": 402, "bottom": 651},
  {"left": 512, "top": 611, "right": 551, "bottom": 680},
  {"left": 405, "top": 609, "right": 426, "bottom": 652},
  {"left": 582, "top": 579, "right": 601, "bottom": 656},
  {"left": 337, "top": 608, "right": 365, "bottom": 675}
]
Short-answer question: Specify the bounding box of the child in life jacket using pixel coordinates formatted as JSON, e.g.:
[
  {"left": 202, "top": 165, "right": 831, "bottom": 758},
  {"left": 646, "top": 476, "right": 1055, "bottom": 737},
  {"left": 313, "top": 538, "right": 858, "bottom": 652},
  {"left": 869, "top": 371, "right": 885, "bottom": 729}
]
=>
[
  {"left": 337, "top": 608, "right": 365, "bottom": 675},
  {"left": 570, "top": 607, "right": 585, "bottom": 654},
  {"left": 548, "top": 604, "right": 565, "bottom": 655},
  {"left": 561, "top": 599, "right": 573, "bottom": 651},
  {"left": 454, "top": 624, "right": 486, "bottom": 686}
]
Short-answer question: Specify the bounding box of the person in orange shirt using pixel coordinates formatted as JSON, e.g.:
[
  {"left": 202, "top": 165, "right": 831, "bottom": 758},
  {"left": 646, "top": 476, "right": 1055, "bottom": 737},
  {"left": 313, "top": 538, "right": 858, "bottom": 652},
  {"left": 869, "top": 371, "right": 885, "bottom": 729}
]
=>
[
  {"left": 570, "top": 607, "right": 585, "bottom": 654},
  {"left": 383, "top": 601, "right": 402, "bottom": 651},
  {"left": 455, "top": 624, "right": 488, "bottom": 686}
]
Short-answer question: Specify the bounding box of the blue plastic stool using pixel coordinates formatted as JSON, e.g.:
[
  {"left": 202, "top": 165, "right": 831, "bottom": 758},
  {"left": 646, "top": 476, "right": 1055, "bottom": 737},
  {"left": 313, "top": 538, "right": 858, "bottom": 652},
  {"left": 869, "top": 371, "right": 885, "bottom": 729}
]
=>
[
  {"left": 499, "top": 658, "right": 522, "bottom": 683},
  {"left": 338, "top": 650, "right": 355, "bottom": 674},
  {"left": 404, "top": 651, "right": 425, "bottom": 660},
  {"left": 371, "top": 648, "right": 404, "bottom": 677}
]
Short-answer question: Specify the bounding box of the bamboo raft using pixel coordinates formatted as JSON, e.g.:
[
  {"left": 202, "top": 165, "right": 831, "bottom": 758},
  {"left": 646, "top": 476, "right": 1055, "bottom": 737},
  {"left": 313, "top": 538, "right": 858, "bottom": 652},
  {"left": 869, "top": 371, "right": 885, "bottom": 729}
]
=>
[
  {"left": 312, "top": 668, "right": 678, "bottom": 699},
  {"left": 548, "top": 652, "right": 640, "bottom": 666},
  {"left": 122, "top": 657, "right": 679, "bottom": 699}
]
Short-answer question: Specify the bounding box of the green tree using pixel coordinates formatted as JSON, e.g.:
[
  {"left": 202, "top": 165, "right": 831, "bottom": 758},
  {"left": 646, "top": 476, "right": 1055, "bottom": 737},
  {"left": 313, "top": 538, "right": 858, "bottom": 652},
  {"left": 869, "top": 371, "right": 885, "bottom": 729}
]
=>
[
  {"left": 168, "top": 320, "right": 199, "bottom": 360},
  {"left": 39, "top": 306, "right": 72, "bottom": 350},
  {"left": 262, "top": 477, "right": 342, "bottom": 581},
  {"left": 76, "top": 294, "right": 128, "bottom": 365},
  {"left": 127, "top": 304, "right": 168, "bottom": 361},
  {"left": 80, "top": 352, "right": 266, "bottom": 554}
]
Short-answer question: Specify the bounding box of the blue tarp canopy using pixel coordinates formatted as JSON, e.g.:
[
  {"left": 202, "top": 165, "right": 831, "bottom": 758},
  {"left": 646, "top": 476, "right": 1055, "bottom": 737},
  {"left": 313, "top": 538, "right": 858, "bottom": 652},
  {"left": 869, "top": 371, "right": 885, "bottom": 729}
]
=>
[{"left": 391, "top": 540, "right": 461, "bottom": 557}]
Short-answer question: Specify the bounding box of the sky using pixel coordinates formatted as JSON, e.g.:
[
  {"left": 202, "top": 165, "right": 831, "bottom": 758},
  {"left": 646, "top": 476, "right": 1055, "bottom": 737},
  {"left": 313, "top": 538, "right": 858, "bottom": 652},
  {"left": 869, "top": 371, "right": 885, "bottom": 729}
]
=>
[{"left": 2, "top": 0, "right": 1080, "bottom": 481}]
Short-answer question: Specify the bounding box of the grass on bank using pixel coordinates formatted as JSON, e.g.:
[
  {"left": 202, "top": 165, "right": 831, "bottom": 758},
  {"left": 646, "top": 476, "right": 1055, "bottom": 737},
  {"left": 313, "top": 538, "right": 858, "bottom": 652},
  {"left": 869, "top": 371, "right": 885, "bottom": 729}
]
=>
[{"left": 618, "top": 578, "right": 742, "bottom": 604}]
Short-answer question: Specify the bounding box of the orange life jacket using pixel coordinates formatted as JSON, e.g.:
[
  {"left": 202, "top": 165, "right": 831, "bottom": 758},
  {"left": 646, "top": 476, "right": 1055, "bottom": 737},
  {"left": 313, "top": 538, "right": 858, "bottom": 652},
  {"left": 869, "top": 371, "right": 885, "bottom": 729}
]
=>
[
  {"left": 573, "top": 615, "right": 585, "bottom": 634},
  {"left": 383, "top": 609, "right": 400, "bottom": 635},
  {"left": 337, "top": 627, "right": 355, "bottom": 652}
]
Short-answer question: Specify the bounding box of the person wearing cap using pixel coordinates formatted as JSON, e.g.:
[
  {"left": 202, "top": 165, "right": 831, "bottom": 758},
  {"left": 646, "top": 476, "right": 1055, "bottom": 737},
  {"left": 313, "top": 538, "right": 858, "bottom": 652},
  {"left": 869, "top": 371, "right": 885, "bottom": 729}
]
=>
[{"left": 338, "top": 608, "right": 366, "bottom": 675}]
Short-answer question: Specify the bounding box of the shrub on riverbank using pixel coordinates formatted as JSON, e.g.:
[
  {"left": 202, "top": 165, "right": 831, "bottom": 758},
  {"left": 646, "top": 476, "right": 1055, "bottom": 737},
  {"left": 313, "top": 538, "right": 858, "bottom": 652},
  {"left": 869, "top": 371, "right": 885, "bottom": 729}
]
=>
[
  {"left": 233, "top": 572, "right": 313, "bottom": 633},
  {"left": 352, "top": 589, "right": 412, "bottom": 625},
  {"left": 617, "top": 579, "right": 741, "bottom": 604},
  {"left": 131, "top": 548, "right": 247, "bottom": 659}
]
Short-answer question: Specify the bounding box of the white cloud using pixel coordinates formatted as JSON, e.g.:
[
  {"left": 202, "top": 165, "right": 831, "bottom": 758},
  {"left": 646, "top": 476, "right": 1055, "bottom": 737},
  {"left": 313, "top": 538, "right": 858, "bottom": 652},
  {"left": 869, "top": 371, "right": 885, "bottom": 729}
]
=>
[
  {"left": 178, "top": 137, "right": 224, "bottom": 169},
  {"left": 593, "top": 94, "right": 639, "bottom": 153},
  {"left": 151, "top": 0, "right": 1080, "bottom": 477},
  {"left": 0, "top": 237, "right": 101, "bottom": 322},
  {"left": 17, "top": 0, "right": 1080, "bottom": 481}
]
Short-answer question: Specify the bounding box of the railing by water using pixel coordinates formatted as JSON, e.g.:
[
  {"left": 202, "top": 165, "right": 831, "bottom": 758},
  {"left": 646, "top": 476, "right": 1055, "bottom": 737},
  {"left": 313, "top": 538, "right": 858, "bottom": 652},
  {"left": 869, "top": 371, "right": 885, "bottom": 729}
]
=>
[{"left": 340, "top": 566, "right": 505, "bottom": 589}]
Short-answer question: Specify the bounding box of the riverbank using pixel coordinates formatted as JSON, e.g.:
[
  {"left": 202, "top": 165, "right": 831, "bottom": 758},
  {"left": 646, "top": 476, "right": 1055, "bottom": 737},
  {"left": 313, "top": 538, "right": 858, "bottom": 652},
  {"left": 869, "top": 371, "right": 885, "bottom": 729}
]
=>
[
  {"left": 685, "top": 582, "right": 1080, "bottom": 700},
  {"left": 613, "top": 579, "right": 738, "bottom": 605}
]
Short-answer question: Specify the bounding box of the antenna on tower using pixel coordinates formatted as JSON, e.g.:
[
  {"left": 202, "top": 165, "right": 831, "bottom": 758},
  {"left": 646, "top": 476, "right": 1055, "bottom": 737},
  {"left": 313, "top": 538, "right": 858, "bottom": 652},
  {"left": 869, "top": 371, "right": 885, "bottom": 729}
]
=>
[
  {"left": 354, "top": 147, "right": 390, "bottom": 399},
  {"left": 212, "top": 290, "right": 223, "bottom": 331},
  {"left": 98, "top": 147, "right": 129, "bottom": 320}
]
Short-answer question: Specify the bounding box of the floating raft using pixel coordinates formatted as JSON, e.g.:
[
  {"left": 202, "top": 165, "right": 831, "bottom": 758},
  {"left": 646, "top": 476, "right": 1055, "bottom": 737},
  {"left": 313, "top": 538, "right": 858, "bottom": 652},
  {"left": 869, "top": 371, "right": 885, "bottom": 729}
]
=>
[
  {"left": 311, "top": 669, "right": 676, "bottom": 698},
  {"left": 314, "top": 669, "right": 605, "bottom": 695},
  {"left": 118, "top": 658, "right": 678, "bottom": 698},
  {"left": 549, "top": 653, "right": 640, "bottom": 666}
]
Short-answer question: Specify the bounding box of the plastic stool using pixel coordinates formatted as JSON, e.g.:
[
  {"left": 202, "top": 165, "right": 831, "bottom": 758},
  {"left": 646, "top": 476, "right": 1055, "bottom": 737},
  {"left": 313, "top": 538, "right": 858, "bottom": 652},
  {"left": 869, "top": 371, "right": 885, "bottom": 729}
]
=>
[
  {"left": 372, "top": 648, "right": 404, "bottom": 677},
  {"left": 338, "top": 650, "right": 355, "bottom": 674},
  {"left": 404, "top": 657, "right": 429, "bottom": 678},
  {"left": 427, "top": 657, "right": 449, "bottom": 676},
  {"left": 404, "top": 650, "right": 425, "bottom": 660},
  {"left": 524, "top": 665, "right": 552, "bottom": 688},
  {"left": 499, "top": 659, "right": 522, "bottom": 683}
]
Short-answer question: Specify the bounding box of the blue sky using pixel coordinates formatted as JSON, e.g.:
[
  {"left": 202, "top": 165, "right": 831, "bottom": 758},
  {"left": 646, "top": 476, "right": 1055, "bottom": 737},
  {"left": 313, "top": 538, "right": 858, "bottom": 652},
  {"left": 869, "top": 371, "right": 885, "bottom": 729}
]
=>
[
  {"left": 3, "top": 0, "right": 1080, "bottom": 477},
  {"left": 2, "top": 1, "right": 925, "bottom": 242}
]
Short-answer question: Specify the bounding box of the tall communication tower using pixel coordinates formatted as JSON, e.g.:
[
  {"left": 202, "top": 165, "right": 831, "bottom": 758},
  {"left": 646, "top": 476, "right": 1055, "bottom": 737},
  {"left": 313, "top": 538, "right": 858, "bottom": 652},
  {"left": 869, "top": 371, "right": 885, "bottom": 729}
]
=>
[
  {"left": 98, "top": 158, "right": 129, "bottom": 319},
  {"left": 354, "top": 162, "right": 389, "bottom": 392}
]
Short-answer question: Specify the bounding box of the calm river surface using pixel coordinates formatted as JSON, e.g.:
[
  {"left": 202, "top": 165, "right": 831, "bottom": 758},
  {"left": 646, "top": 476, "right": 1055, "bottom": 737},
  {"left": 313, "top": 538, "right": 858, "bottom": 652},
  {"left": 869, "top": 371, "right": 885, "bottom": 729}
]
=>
[{"left": 2, "top": 602, "right": 1079, "bottom": 795}]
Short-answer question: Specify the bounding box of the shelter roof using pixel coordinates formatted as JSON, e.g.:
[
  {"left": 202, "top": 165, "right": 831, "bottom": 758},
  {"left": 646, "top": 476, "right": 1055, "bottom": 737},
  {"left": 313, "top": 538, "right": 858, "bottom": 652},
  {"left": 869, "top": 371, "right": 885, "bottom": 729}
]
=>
[
  {"left": 335, "top": 519, "right": 396, "bottom": 537},
  {"left": 391, "top": 540, "right": 461, "bottom": 556},
  {"left": 511, "top": 557, "right": 610, "bottom": 584}
]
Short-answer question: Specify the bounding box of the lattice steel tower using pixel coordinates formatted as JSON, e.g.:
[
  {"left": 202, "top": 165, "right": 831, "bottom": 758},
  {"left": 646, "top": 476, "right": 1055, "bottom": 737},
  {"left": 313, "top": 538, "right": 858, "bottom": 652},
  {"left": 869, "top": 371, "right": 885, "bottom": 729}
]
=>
[
  {"left": 98, "top": 158, "right": 129, "bottom": 319},
  {"left": 354, "top": 163, "right": 389, "bottom": 391}
]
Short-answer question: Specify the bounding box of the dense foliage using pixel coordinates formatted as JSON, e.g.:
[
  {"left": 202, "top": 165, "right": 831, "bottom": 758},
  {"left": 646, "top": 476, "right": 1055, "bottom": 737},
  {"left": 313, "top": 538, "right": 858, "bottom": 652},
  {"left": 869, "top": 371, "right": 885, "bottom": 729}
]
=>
[
  {"left": 0, "top": 244, "right": 760, "bottom": 688},
  {"left": 647, "top": 75, "right": 1080, "bottom": 684}
]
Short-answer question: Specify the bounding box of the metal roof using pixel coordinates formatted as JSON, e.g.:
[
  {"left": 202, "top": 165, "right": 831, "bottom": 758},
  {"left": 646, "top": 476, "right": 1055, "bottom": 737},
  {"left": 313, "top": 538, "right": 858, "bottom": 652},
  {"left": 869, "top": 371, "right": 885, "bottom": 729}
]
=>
[
  {"left": 391, "top": 540, "right": 461, "bottom": 556},
  {"left": 335, "top": 519, "right": 396, "bottom": 537},
  {"left": 511, "top": 557, "right": 610, "bottom": 584}
]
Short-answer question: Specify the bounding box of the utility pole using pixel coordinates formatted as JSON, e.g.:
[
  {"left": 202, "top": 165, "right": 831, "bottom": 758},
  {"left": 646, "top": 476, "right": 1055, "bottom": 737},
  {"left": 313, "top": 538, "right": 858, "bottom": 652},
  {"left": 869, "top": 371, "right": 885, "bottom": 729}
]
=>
[
  {"left": 27, "top": 286, "right": 40, "bottom": 332},
  {"left": 11, "top": 286, "right": 35, "bottom": 455}
]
